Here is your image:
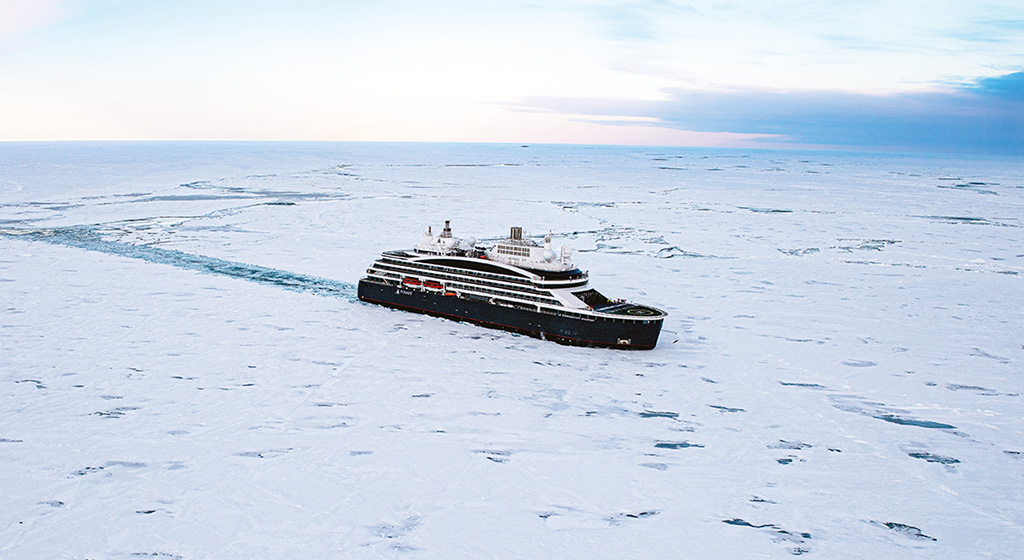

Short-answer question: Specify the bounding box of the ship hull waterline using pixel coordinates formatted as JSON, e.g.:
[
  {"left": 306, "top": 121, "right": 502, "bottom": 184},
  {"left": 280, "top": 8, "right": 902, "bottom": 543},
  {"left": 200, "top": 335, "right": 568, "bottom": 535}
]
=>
[{"left": 358, "top": 279, "right": 663, "bottom": 350}]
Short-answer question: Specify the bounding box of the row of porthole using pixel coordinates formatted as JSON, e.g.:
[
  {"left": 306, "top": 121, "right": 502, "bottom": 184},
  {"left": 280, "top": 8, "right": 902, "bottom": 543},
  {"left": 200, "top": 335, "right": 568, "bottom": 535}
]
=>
[
  {"left": 372, "top": 263, "right": 552, "bottom": 297},
  {"left": 382, "top": 256, "right": 587, "bottom": 286}
]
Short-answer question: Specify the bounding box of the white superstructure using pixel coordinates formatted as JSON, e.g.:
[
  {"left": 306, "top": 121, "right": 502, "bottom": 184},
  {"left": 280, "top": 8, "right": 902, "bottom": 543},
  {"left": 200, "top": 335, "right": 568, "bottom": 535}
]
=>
[
  {"left": 363, "top": 222, "right": 665, "bottom": 318},
  {"left": 484, "top": 226, "right": 574, "bottom": 273},
  {"left": 358, "top": 221, "right": 667, "bottom": 348}
]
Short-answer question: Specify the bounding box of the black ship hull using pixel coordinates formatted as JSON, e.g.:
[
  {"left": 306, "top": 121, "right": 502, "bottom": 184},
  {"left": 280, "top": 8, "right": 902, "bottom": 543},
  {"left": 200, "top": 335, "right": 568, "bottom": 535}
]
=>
[{"left": 358, "top": 279, "right": 663, "bottom": 349}]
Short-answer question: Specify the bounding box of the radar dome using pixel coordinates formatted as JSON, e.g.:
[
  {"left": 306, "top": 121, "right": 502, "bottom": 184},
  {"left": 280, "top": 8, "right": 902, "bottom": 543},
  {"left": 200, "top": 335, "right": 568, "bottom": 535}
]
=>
[
  {"left": 467, "top": 237, "right": 477, "bottom": 247},
  {"left": 543, "top": 249, "right": 556, "bottom": 261}
]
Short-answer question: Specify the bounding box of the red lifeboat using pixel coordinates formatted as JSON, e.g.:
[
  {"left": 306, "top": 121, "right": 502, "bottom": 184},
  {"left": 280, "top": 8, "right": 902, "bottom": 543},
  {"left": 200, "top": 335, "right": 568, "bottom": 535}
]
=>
[
  {"left": 423, "top": 280, "right": 443, "bottom": 290},
  {"left": 402, "top": 277, "right": 421, "bottom": 286}
]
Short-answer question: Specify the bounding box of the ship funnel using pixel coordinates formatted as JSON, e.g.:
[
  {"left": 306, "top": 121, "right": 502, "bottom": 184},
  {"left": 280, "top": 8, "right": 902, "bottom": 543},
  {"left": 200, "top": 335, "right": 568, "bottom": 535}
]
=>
[
  {"left": 441, "top": 220, "right": 452, "bottom": 238},
  {"left": 510, "top": 226, "right": 523, "bottom": 240}
]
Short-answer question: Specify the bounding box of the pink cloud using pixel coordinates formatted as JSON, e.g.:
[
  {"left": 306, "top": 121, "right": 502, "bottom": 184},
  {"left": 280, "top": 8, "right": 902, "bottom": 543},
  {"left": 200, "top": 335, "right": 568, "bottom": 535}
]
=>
[{"left": 0, "top": 0, "right": 74, "bottom": 35}]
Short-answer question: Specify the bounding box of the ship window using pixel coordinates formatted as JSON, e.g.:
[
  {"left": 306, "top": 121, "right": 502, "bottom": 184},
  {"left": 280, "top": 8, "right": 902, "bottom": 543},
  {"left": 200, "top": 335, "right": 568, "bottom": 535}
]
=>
[
  {"left": 419, "top": 257, "right": 530, "bottom": 279},
  {"left": 497, "top": 245, "right": 531, "bottom": 257}
]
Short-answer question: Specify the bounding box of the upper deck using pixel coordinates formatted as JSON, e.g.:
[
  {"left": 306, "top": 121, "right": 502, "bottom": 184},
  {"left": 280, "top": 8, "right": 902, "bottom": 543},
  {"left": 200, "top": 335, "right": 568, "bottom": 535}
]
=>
[{"left": 380, "top": 249, "right": 587, "bottom": 288}]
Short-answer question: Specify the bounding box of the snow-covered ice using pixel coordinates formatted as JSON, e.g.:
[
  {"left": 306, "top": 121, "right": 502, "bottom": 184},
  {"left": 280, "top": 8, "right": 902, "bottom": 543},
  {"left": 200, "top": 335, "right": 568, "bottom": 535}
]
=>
[{"left": 1, "top": 142, "right": 1022, "bottom": 558}]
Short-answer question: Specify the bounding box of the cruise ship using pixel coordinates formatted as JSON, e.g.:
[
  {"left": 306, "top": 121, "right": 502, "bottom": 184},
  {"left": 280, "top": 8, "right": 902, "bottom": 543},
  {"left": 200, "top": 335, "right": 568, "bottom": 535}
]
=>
[{"left": 357, "top": 221, "right": 667, "bottom": 349}]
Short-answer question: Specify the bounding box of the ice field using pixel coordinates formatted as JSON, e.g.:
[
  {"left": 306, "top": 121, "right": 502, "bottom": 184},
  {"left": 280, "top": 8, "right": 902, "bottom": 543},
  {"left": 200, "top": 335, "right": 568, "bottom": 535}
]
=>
[{"left": 1, "top": 142, "right": 1022, "bottom": 558}]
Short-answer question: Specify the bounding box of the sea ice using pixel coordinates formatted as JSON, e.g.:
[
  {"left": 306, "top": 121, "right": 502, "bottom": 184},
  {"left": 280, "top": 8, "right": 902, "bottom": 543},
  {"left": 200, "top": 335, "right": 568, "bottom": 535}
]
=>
[{"left": 1, "top": 142, "right": 1022, "bottom": 558}]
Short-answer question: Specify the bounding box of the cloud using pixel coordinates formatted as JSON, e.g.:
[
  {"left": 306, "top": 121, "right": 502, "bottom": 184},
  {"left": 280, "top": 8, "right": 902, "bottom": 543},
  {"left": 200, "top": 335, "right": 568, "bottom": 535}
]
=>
[
  {"left": 970, "top": 71, "right": 1024, "bottom": 100},
  {"left": 514, "top": 72, "right": 1024, "bottom": 153},
  {"left": 0, "top": 0, "right": 74, "bottom": 35}
]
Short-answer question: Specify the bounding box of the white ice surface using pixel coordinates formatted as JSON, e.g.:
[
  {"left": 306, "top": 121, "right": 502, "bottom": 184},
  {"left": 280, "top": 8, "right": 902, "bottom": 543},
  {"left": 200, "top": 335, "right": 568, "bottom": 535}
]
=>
[{"left": 1, "top": 142, "right": 1023, "bottom": 558}]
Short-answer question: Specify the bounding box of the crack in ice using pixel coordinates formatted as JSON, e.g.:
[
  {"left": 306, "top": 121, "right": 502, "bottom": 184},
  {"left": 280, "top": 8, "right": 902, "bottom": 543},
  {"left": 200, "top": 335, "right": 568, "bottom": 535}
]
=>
[{"left": 1, "top": 226, "right": 358, "bottom": 301}]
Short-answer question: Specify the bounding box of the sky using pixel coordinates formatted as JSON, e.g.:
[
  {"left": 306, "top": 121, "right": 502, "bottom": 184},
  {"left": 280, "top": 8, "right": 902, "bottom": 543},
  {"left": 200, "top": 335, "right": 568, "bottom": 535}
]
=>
[{"left": 0, "top": 0, "right": 1021, "bottom": 153}]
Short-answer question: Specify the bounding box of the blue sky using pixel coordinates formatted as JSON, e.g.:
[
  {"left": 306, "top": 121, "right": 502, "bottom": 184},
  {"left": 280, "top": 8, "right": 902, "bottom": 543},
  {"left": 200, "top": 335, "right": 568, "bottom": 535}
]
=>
[{"left": 1, "top": 0, "right": 1021, "bottom": 153}]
